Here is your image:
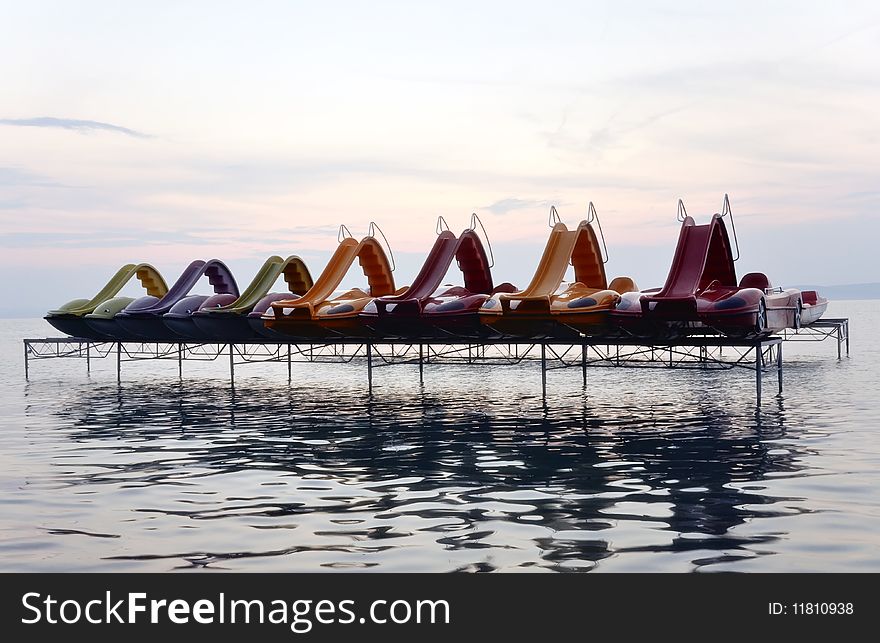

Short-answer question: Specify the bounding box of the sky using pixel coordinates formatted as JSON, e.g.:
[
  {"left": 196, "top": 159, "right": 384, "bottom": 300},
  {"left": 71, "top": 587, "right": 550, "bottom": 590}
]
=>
[{"left": 1, "top": 1, "right": 879, "bottom": 316}]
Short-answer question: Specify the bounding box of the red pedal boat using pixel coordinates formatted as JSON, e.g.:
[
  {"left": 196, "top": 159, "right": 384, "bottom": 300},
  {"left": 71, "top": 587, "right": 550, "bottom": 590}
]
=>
[{"left": 612, "top": 196, "right": 802, "bottom": 337}]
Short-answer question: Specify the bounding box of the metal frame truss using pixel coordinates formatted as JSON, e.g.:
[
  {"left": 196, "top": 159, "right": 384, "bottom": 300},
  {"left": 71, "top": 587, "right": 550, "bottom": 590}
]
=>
[{"left": 22, "top": 318, "right": 848, "bottom": 406}]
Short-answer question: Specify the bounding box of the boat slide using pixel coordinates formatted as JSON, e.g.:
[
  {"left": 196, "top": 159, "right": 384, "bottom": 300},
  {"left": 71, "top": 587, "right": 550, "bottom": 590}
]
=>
[
  {"left": 108, "top": 259, "right": 239, "bottom": 341},
  {"left": 362, "top": 215, "right": 509, "bottom": 337},
  {"left": 182, "top": 255, "right": 314, "bottom": 341},
  {"left": 480, "top": 205, "right": 638, "bottom": 337},
  {"left": 613, "top": 196, "right": 802, "bottom": 336},
  {"left": 46, "top": 263, "right": 167, "bottom": 340},
  {"left": 263, "top": 224, "right": 396, "bottom": 339}
]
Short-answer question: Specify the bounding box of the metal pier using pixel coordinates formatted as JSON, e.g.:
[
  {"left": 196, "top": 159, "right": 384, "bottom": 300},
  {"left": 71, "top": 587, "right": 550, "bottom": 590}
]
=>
[
  {"left": 781, "top": 318, "right": 850, "bottom": 359},
  {"left": 21, "top": 319, "right": 849, "bottom": 405}
]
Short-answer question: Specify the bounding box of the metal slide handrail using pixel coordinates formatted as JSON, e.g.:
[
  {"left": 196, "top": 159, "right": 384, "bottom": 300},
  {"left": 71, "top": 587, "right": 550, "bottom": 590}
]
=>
[
  {"left": 677, "top": 199, "right": 688, "bottom": 222},
  {"left": 468, "top": 212, "right": 495, "bottom": 268},
  {"left": 587, "top": 202, "right": 609, "bottom": 264},
  {"left": 548, "top": 205, "right": 562, "bottom": 227},
  {"left": 436, "top": 215, "right": 450, "bottom": 235},
  {"left": 337, "top": 224, "right": 354, "bottom": 243},
  {"left": 721, "top": 193, "right": 741, "bottom": 262},
  {"left": 367, "top": 221, "right": 396, "bottom": 272}
]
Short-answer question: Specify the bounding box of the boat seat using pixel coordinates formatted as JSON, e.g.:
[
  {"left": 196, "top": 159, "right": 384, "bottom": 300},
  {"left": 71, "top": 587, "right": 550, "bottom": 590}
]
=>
[
  {"left": 739, "top": 272, "right": 771, "bottom": 290},
  {"left": 609, "top": 276, "right": 638, "bottom": 294},
  {"left": 492, "top": 282, "right": 518, "bottom": 295},
  {"left": 438, "top": 286, "right": 471, "bottom": 298}
]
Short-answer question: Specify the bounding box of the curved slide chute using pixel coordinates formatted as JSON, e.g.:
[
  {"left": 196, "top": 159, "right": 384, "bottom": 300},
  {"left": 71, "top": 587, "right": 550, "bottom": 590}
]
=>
[
  {"left": 613, "top": 196, "right": 801, "bottom": 336},
  {"left": 102, "top": 259, "right": 238, "bottom": 341},
  {"left": 480, "top": 206, "right": 637, "bottom": 337},
  {"left": 46, "top": 263, "right": 167, "bottom": 339},
  {"left": 639, "top": 212, "right": 737, "bottom": 318},
  {"left": 185, "top": 255, "right": 314, "bottom": 341},
  {"left": 262, "top": 228, "right": 396, "bottom": 339},
  {"left": 360, "top": 217, "right": 505, "bottom": 337}
]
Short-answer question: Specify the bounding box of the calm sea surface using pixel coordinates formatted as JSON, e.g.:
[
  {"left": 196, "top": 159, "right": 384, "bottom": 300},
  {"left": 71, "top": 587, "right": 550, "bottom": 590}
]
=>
[{"left": 1, "top": 301, "right": 878, "bottom": 572}]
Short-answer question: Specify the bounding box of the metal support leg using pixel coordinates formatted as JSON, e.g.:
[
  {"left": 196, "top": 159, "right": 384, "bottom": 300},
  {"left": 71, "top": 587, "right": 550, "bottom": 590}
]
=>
[
  {"left": 86, "top": 342, "right": 91, "bottom": 375},
  {"left": 116, "top": 342, "right": 121, "bottom": 383},
  {"left": 777, "top": 342, "right": 783, "bottom": 395},
  {"left": 845, "top": 321, "right": 850, "bottom": 356},
  {"left": 837, "top": 325, "right": 842, "bottom": 360},
  {"left": 541, "top": 343, "right": 547, "bottom": 397},
  {"left": 581, "top": 342, "right": 586, "bottom": 387},
  {"left": 419, "top": 344, "right": 424, "bottom": 385},
  {"left": 755, "top": 343, "right": 762, "bottom": 406},
  {"left": 366, "top": 342, "right": 373, "bottom": 392},
  {"left": 287, "top": 344, "right": 292, "bottom": 383},
  {"left": 178, "top": 343, "right": 183, "bottom": 379},
  {"left": 229, "top": 343, "right": 234, "bottom": 388},
  {"left": 24, "top": 341, "right": 29, "bottom": 380}
]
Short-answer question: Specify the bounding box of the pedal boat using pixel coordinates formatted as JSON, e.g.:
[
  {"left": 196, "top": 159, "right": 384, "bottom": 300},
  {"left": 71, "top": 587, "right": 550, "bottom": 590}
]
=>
[
  {"left": 480, "top": 205, "right": 637, "bottom": 338},
  {"left": 46, "top": 264, "right": 166, "bottom": 340},
  {"left": 113, "top": 259, "right": 239, "bottom": 341},
  {"left": 188, "top": 255, "right": 313, "bottom": 341},
  {"left": 262, "top": 224, "right": 396, "bottom": 340},
  {"left": 611, "top": 196, "right": 802, "bottom": 337},
  {"left": 361, "top": 215, "right": 502, "bottom": 339}
]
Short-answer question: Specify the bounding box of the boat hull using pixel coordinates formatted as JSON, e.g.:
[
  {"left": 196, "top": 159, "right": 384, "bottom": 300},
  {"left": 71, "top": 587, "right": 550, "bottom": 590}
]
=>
[
  {"left": 263, "top": 318, "right": 340, "bottom": 341},
  {"left": 801, "top": 301, "right": 828, "bottom": 326},
  {"left": 191, "top": 314, "right": 258, "bottom": 341},
  {"left": 800, "top": 291, "right": 828, "bottom": 326},
  {"left": 701, "top": 289, "right": 800, "bottom": 336},
  {"left": 315, "top": 315, "right": 375, "bottom": 338},
  {"left": 44, "top": 315, "right": 109, "bottom": 340},
  {"left": 249, "top": 315, "right": 296, "bottom": 341},
  {"left": 116, "top": 315, "right": 181, "bottom": 341},
  {"left": 699, "top": 310, "right": 762, "bottom": 337},
  {"left": 420, "top": 293, "right": 499, "bottom": 339},
  {"left": 162, "top": 315, "right": 210, "bottom": 341},
  {"left": 366, "top": 314, "right": 451, "bottom": 339},
  {"left": 83, "top": 317, "right": 140, "bottom": 341},
  {"left": 427, "top": 312, "right": 502, "bottom": 339},
  {"left": 479, "top": 314, "right": 561, "bottom": 340},
  {"left": 550, "top": 310, "right": 614, "bottom": 337},
  {"left": 615, "top": 286, "right": 801, "bottom": 338}
]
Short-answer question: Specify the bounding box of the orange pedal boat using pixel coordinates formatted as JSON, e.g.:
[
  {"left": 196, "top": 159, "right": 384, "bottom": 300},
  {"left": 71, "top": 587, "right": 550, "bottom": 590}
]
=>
[
  {"left": 479, "top": 204, "right": 638, "bottom": 338},
  {"left": 261, "top": 223, "right": 397, "bottom": 339}
]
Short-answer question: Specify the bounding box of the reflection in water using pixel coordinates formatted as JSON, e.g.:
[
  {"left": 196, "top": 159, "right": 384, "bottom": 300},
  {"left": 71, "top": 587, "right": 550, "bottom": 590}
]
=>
[{"left": 25, "top": 378, "right": 812, "bottom": 572}]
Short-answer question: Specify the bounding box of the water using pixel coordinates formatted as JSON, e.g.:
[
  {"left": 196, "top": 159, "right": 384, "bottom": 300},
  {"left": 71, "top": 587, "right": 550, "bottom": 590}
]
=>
[{"left": 1, "top": 302, "right": 878, "bottom": 572}]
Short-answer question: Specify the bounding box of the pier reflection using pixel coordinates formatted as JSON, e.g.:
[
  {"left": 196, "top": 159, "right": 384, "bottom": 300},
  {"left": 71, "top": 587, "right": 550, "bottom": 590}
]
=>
[{"left": 37, "top": 378, "right": 809, "bottom": 571}]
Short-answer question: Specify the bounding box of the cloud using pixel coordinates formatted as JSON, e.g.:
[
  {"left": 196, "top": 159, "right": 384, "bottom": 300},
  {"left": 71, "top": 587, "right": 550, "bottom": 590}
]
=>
[
  {"left": 0, "top": 117, "right": 150, "bottom": 138},
  {"left": 545, "top": 104, "right": 692, "bottom": 156},
  {"left": 0, "top": 223, "right": 345, "bottom": 251},
  {"left": 0, "top": 166, "right": 67, "bottom": 188},
  {"left": 484, "top": 197, "right": 556, "bottom": 215}
]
